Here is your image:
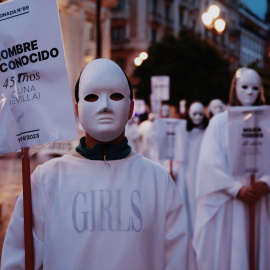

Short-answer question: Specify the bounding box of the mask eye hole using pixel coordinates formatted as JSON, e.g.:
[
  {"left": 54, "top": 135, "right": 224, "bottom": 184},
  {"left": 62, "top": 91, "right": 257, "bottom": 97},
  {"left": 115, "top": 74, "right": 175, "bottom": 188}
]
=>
[
  {"left": 84, "top": 94, "right": 99, "bottom": 102},
  {"left": 110, "top": 93, "right": 124, "bottom": 101},
  {"left": 242, "top": 85, "right": 248, "bottom": 89},
  {"left": 253, "top": 86, "right": 259, "bottom": 91}
]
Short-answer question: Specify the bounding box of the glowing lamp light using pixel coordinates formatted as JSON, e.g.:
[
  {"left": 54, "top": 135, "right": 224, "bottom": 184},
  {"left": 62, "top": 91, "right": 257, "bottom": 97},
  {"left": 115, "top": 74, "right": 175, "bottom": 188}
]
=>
[
  {"left": 208, "top": 5, "right": 220, "bottom": 19},
  {"left": 214, "top": 18, "right": 226, "bottom": 33},
  {"left": 139, "top": 52, "right": 148, "bottom": 60},
  {"left": 134, "top": 57, "right": 143, "bottom": 66},
  {"left": 202, "top": 12, "right": 213, "bottom": 27}
]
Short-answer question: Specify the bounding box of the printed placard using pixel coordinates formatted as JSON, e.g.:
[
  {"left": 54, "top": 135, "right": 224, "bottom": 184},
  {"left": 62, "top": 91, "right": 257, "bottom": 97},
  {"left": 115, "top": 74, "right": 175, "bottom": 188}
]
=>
[
  {"left": 151, "top": 76, "right": 170, "bottom": 101},
  {"left": 228, "top": 106, "right": 270, "bottom": 176},
  {"left": 157, "top": 118, "right": 187, "bottom": 161},
  {"left": 0, "top": 0, "right": 77, "bottom": 156},
  {"left": 133, "top": 99, "right": 146, "bottom": 115}
]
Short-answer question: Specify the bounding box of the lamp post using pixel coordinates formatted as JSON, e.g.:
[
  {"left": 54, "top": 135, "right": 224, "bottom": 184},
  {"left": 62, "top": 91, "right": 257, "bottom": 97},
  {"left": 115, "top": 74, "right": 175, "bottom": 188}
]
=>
[
  {"left": 134, "top": 51, "right": 149, "bottom": 66},
  {"left": 202, "top": 4, "right": 226, "bottom": 41},
  {"left": 96, "top": 0, "right": 102, "bottom": 58}
]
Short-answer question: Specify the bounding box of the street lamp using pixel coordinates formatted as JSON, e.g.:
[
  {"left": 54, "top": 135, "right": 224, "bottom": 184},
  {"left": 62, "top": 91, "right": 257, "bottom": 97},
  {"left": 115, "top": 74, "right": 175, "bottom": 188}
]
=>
[
  {"left": 134, "top": 51, "right": 148, "bottom": 66},
  {"left": 134, "top": 57, "right": 143, "bottom": 66},
  {"left": 202, "top": 4, "right": 226, "bottom": 34}
]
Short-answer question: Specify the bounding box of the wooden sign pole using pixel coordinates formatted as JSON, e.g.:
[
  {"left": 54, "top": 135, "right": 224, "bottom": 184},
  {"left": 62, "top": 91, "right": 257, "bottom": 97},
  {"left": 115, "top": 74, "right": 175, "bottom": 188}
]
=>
[
  {"left": 169, "top": 159, "right": 175, "bottom": 181},
  {"left": 250, "top": 173, "right": 255, "bottom": 270},
  {"left": 21, "top": 147, "right": 34, "bottom": 270}
]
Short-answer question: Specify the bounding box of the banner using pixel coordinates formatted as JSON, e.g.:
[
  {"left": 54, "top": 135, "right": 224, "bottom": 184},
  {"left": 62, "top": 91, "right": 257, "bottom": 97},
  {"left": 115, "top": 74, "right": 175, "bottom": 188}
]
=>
[
  {"left": 228, "top": 106, "right": 270, "bottom": 176},
  {"left": 157, "top": 118, "right": 187, "bottom": 161},
  {"left": 0, "top": 0, "right": 77, "bottom": 156},
  {"left": 151, "top": 76, "right": 170, "bottom": 101}
]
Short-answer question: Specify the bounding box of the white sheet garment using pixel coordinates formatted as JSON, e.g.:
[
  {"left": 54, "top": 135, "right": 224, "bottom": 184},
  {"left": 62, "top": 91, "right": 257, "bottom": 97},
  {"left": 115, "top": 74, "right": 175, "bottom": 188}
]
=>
[
  {"left": 193, "top": 111, "right": 270, "bottom": 270},
  {"left": 175, "top": 127, "right": 205, "bottom": 239},
  {"left": 1, "top": 151, "right": 197, "bottom": 270}
]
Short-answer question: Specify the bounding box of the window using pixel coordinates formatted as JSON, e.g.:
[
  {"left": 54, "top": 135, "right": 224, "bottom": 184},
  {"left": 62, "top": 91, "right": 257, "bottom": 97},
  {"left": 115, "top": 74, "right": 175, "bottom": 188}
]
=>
[
  {"left": 112, "top": 0, "right": 125, "bottom": 10},
  {"left": 84, "top": 21, "right": 94, "bottom": 41},
  {"left": 111, "top": 26, "right": 126, "bottom": 41},
  {"left": 179, "top": 6, "right": 185, "bottom": 26},
  {"left": 151, "top": 0, "right": 158, "bottom": 13},
  {"left": 151, "top": 28, "right": 157, "bottom": 43},
  {"left": 165, "top": 4, "right": 170, "bottom": 21}
]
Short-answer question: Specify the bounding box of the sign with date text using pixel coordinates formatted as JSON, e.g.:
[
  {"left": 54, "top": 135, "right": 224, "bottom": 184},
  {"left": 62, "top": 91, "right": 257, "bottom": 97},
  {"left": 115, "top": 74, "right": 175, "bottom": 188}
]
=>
[
  {"left": 228, "top": 106, "right": 270, "bottom": 176},
  {"left": 0, "top": 0, "right": 77, "bottom": 156}
]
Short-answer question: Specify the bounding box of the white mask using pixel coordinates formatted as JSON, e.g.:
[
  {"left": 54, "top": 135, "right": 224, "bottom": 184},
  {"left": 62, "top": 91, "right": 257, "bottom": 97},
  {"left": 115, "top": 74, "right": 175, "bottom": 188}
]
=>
[
  {"left": 78, "top": 59, "right": 132, "bottom": 142},
  {"left": 236, "top": 69, "right": 261, "bottom": 106},
  {"left": 209, "top": 99, "right": 224, "bottom": 115},
  {"left": 189, "top": 102, "right": 204, "bottom": 126},
  {"left": 161, "top": 104, "right": 170, "bottom": 118}
]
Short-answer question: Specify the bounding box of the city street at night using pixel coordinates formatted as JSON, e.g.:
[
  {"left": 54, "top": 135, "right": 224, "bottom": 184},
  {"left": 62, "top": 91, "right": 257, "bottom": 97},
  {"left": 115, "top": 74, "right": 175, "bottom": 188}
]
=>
[{"left": 1, "top": 0, "right": 270, "bottom": 269}]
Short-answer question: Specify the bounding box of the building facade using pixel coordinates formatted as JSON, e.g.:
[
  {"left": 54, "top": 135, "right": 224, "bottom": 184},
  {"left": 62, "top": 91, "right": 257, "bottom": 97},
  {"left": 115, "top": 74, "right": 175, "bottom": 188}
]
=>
[
  {"left": 110, "top": 0, "right": 269, "bottom": 83},
  {"left": 238, "top": 2, "right": 269, "bottom": 68},
  {"left": 58, "top": 0, "right": 118, "bottom": 104}
]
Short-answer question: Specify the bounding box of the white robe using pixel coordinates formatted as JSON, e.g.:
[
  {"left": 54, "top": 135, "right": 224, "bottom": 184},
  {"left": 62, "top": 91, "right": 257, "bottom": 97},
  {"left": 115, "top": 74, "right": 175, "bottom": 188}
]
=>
[
  {"left": 193, "top": 111, "right": 270, "bottom": 270},
  {"left": 125, "top": 122, "right": 141, "bottom": 153},
  {"left": 1, "top": 151, "right": 197, "bottom": 270},
  {"left": 138, "top": 120, "right": 153, "bottom": 158},
  {"left": 175, "top": 128, "right": 205, "bottom": 238}
]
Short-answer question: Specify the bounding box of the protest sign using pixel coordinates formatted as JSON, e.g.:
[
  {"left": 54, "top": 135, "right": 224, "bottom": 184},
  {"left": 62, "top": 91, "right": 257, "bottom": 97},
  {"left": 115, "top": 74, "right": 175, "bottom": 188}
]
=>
[
  {"left": 157, "top": 118, "right": 187, "bottom": 161},
  {"left": 151, "top": 76, "right": 170, "bottom": 101},
  {"left": 133, "top": 99, "right": 146, "bottom": 116},
  {"left": 0, "top": 0, "right": 77, "bottom": 156},
  {"left": 228, "top": 106, "right": 270, "bottom": 176}
]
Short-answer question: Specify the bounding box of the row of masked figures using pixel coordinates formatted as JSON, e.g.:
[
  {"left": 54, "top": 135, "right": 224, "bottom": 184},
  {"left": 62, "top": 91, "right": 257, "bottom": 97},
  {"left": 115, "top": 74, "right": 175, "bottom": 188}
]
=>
[{"left": 126, "top": 67, "right": 270, "bottom": 270}]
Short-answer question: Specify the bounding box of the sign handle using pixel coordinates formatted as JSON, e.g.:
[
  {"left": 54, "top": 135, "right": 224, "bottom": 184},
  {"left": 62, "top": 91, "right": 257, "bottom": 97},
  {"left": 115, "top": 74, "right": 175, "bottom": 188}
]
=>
[
  {"left": 21, "top": 147, "right": 34, "bottom": 270},
  {"left": 169, "top": 160, "right": 175, "bottom": 181},
  {"left": 250, "top": 174, "right": 255, "bottom": 270}
]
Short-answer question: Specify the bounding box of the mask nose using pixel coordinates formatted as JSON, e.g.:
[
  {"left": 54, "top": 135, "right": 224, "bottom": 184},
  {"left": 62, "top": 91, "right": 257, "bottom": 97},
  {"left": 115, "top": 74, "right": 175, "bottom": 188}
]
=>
[
  {"left": 99, "top": 95, "right": 112, "bottom": 111},
  {"left": 246, "top": 87, "right": 253, "bottom": 95}
]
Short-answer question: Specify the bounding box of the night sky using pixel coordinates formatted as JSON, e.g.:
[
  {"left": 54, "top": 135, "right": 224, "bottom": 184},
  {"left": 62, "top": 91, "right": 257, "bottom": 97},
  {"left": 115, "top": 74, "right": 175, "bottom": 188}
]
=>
[{"left": 241, "top": 0, "right": 267, "bottom": 20}]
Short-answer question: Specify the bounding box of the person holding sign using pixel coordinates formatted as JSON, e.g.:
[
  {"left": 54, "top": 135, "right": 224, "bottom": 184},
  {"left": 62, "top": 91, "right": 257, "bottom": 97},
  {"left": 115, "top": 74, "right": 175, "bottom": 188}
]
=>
[
  {"left": 193, "top": 67, "right": 270, "bottom": 270},
  {"left": 1, "top": 59, "right": 197, "bottom": 270},
  {"left": 175, "top": 101, "right": 208, "bottom": 239}
]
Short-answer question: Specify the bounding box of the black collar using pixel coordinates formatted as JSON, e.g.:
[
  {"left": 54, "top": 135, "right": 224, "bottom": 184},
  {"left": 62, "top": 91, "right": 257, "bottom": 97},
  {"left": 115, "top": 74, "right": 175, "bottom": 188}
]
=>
[{"left": 76, "top": 137, "right": 131, "bottom": 161}]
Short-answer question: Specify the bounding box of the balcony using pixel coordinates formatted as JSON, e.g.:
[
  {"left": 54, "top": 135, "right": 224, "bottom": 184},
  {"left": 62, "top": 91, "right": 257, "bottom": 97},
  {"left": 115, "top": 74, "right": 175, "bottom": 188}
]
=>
[
  {"left": 165, "top": 18, "right": 174, "bottom": 30},
  {"left": 240, "top": 23, "right": 267, "bottom": 40},
  {"left": 150, "top": 12, "right": 163, "bottom": 27}
]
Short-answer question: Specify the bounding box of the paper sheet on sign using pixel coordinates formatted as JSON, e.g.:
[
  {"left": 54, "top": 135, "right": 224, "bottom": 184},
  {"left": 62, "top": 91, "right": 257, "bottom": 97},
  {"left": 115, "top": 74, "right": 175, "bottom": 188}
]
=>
[
  {"left": 151, "top": 76, "right": 170, "bottom": 101},
  {"left": 228, "top": 106, "right": 270, "bottom": 176},
  {"left": 0, "top": 0, "right": 77, "bottom": 156},
  {"left": 157, "top": 118, "right": 187, "bottom": 161}
]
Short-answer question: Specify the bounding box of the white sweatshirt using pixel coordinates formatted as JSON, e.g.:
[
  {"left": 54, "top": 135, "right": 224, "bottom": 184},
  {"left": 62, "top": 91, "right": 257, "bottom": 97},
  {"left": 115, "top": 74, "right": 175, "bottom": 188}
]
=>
[{"left": 1, "top": 151, "right": 197, "bottom": 270}]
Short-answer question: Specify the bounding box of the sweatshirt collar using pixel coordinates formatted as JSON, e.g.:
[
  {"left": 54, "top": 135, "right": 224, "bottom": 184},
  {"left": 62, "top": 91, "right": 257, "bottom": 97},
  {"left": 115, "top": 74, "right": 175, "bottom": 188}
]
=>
[{"left": 76, "top": 136, "right": 131, "bottom": 161}]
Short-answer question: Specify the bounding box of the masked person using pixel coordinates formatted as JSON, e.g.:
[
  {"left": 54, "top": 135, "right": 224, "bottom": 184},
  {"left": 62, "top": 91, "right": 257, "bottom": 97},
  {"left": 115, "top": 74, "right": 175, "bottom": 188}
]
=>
[
  {"left": 138, "top": 113, "right": 155, "bottom": 158},
  {"left": 207, "top": 99, "right": 226, "bottom": 119},
  {"left": 175, "top": 102, "right": 208, "bottom": 239},
  {"left": 1, "top": 58, "right": 197, "bottom": 270},
  {"left": 193, "top": 68, "right": 270, "bottom": 270}
]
